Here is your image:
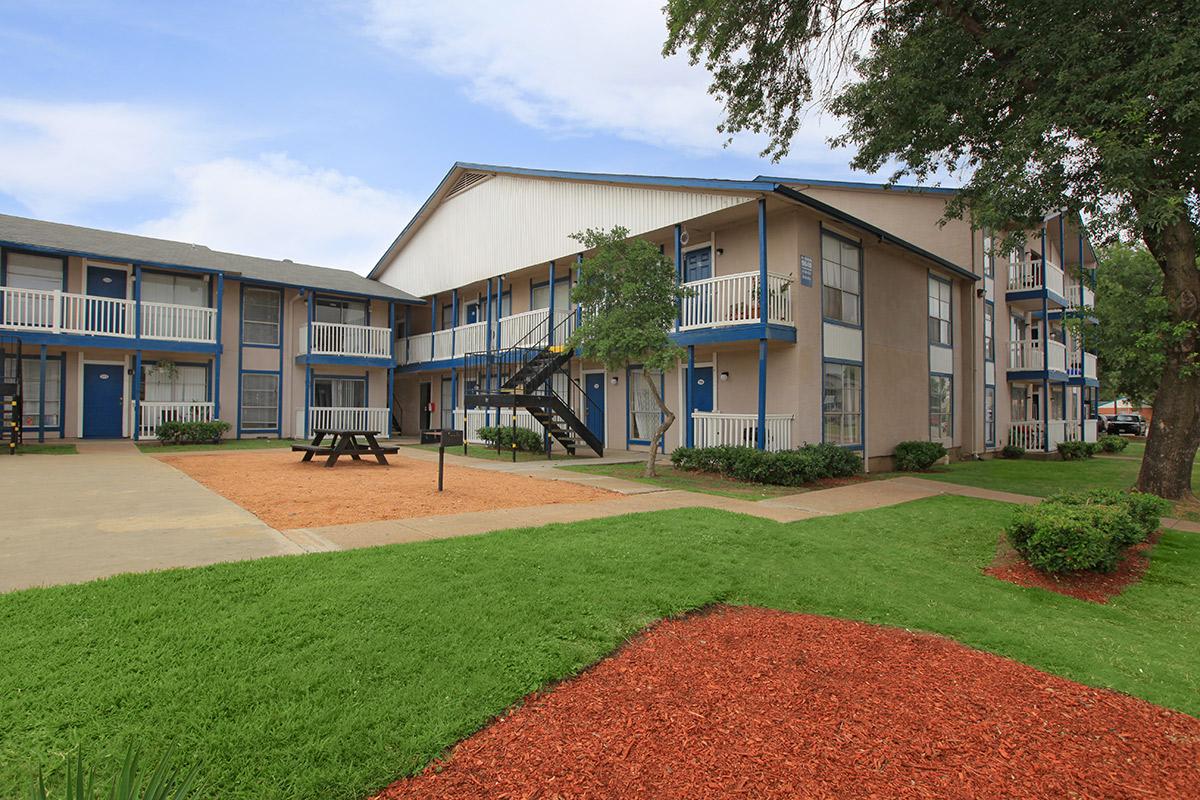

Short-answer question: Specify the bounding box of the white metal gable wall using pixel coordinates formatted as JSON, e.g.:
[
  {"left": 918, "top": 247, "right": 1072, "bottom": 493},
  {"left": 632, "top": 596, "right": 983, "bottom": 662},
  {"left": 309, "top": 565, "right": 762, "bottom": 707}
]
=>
[{"left": 375, "top": 174, "right": 755, "bottom": 297}]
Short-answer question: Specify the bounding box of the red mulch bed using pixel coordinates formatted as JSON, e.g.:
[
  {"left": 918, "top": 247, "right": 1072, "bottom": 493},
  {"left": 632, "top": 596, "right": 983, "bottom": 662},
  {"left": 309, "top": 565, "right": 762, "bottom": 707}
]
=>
[
  {"left": 372, "top": 606, "right": 1200, "bottom": 800},
  {"left": 986, "top": 531, "right": 1160, "bottom": 603}
]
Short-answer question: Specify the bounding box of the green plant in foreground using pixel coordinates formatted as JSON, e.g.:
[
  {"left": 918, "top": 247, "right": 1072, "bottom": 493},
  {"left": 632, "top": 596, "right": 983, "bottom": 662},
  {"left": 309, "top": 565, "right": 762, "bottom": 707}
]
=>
[
  {"left": 155, "top": 420, "right": 231, "bottom": 446},
  {"left": 1000, "top": 444, "right": 1025, "bottom": 459},
  {"left": 1099, "top": 435, "right": 1129, "bottom": 453},
  {"left": 1006, "top": 503, "right": 1137, "bottom": 573},
  {"left": 893, "top": 441, "right": 947, "bottom": 471},
  {"left": 31, "top": 746, "right": 200, "bottom": 800}
]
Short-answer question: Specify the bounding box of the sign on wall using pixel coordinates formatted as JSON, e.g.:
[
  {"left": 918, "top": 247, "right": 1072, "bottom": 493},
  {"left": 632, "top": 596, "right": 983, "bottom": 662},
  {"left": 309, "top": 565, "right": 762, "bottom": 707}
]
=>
[{"left": 800, "top": 255, "right": 814, "bottom": 287}]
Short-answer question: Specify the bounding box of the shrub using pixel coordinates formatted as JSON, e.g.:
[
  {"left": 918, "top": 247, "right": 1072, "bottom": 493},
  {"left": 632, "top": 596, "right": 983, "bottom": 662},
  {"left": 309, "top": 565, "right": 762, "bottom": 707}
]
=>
[
  {"left": 1099, "top": 434, "right": 1128, "bottom": 453},
  {"left": 1056, "top": 440, "right": 1096, "bottom": 460},
  {"left": 1047, "top": 489, "right": 1171, "bottom": 545},
  {"left": 1006, "top": 503, "right": 1137, "bottom": 573},
  {"left": 1000, "top": 444, "right": 1025, "bottom": 459},
  {"left": 669, "top": 444, "right": 861, "bottom": 487},
  {"left": 477, "top": 425, "right": 545, "bottom": 452},
  {"left": 893, "top": 441, "right": 947, "bottom": 471},
  {"left": 156, "top": 419, "right": 231, "bottom": 445},
  {"left": 31, "top": 745, "right": 201, "bottom": 800}
]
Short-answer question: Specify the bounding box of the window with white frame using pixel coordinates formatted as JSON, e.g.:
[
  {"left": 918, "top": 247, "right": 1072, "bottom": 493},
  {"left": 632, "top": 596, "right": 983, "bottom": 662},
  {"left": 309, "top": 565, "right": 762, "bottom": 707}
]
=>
[
  {"left": 982, "top": 231, "right": 995, "bottom": 278},
  {"left": 628, "top": 367, "right": 662, "bottom": 442},
  {"left": 3, "top": 356, "right": 61, "bottom": 430},
  {"left": 242, "top": 288, "right": 281, "bottom": 345},
  {"left": 531, "top": 279, "right": 570, "bottom": 312},
  {"left": 823, "top": 362, "right": 862, "bottom": 446},
  {"left": 984, "top": 386, "right": 996, "bottom": 446},
  {"left": 240, "top": 373, "right": 279, "bottom": 430},
  {"left": 1011, "top": 386, "right": 1028, "bottom": 422},
  {"left": 929, "top": 375, "right": 953, "bottom": 441},
  {"left": 822, "top": 234, "right": 861, "bottom": 325},
  {"left": 928, "top": 276, "right": 952, "bottom": 345},
  {"left": 141, "top": 272, "right": 207, "bottom": 307},
  {"left": 141, "top": 363, "right": 207, "bottom": 402},
  {"left": 440, "top": 303, "right": 455, "bottom": 329},
  {"left": 4, "top": 251, "right": 64, "bottom": 291},
  {"left": 313, "top": 376, "right": 366, "bottom": 408},
  {"left": 984, "top": 303, "right": 995, "bottom": 361}
]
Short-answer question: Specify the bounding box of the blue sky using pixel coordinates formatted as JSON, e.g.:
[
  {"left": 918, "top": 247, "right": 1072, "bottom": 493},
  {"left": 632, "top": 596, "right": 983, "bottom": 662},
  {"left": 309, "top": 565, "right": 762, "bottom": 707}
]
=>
[{"left": 1, "top": 1, "right": 885, "bottom": 273}]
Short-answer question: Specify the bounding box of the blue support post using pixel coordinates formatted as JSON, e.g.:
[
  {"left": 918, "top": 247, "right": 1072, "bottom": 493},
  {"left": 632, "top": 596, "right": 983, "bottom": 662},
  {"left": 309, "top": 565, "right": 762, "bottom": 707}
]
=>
[
  {"left": 575, "top": 254, "right": 584, "bottom": 327},
  {"left": 485, "top": 278, "right": 493, "bottom": 425},
  {"left": 37, "top": 345, "right": 46, "bottom": 443},
  {"left": 548, "top": 260, "right": 556, "bottom": 345},
  {"left": 404, "top": 305, "right": 411, "bottom": 364},
  {"left": 213, "top": 273, "right": 224, "bottom": 420},
  {"left": 756, "top": 339, "right": 768, "bottom": 450},
  {"left": 133, "top": 265, "right": 142, "bottom": 441},
  {"left": 304, "top": 291, "right": 314, "bottom": 437},
  {"left": 132, "top": 350, "right": 142, "bottom": 441},
  {"left": 430, "top": 294, "right": 437, "bottom": 360},
  {"left": 1041, "top": 226, "right": 1050, "bottom": 452},
  {"left": 685, "top": 345, "right": 695, "bottom": 448},
  {"left": 674, "top": 224, "right": 683, "bottom": 330},
  {"left": 387, "top": 302, "right": 395, "bottom": 437},
  {"left": 756, "top": 198, "right": 768, "bottom": 450}
]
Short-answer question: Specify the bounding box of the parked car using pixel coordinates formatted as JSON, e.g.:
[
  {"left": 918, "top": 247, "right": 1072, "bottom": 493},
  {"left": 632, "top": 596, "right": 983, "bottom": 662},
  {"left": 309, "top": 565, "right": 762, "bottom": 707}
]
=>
[
  {"left": 1091, "top": 412, "right": 1108, "bottom": 434},
  {"left": 1107, "top": 414, "right": 1147, "bottom": 436}
]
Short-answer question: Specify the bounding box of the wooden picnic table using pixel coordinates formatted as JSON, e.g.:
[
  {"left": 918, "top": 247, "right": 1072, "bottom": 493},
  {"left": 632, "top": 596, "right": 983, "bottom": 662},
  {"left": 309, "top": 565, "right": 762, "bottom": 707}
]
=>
[{"left": 292, "top": 428, "right": 398, "bottom": 468}]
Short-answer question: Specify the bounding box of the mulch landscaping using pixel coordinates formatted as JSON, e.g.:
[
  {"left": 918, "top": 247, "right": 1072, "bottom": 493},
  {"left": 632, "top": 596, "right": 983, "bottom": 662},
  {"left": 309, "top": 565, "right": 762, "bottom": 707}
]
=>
[
  {"left": 986, "top": 532, "right": 1159, "bottom": 603},
  {"left": 373, "top": 606, "right": 1200, "bottom": 799}
]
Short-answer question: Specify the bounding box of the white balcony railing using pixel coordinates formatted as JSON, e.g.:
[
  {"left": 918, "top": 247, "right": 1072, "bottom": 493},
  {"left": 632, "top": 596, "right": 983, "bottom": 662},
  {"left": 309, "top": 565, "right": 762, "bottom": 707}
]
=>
[
  {"left": 1065, "top": 279, "right": 1094, "bottom": 311},
  {"left": 299, "top": 321, "right": 391, "bottom": 359},
  {"left": 307, "top": 406, "right": 390, "bottom": 437},
  {"left": 1008, "top": 259, "right": 1065, "bottom": 299},
  {"left": 680, "top": 271, "right": 793, "bottom": 331},
  {"left": 1008, "top": 339, "right": 1067, "bottom": 373},
  {"left": 432, "top": 328, "right": 454, "bottom": 360},
  {"left": 453, "top": 407, "right": 543, "bottom": 443},
  {"left": 399, "top": 310, "right": 575, "bottom": 365},
  {"left": 138, "top": 401, "right": 214, "bottom": 439},
  {"left": 1007, "top": 419, "right": 1093, "bottom": 451},
  {"left": 141, "top": 301, "right": 217, "bottom": 343},
  {"left": 0, "top": 286, "right": 220, "bottom": 343},
  {"left": 692, "top": 411, "right": 794, "bottom": 452},
  {"left": 1068, "top": 347, "right": 1098, "bottom": 381},
  {"left": 497, "top": 308, "right": 551, "bottom": 347},
  {"left": 454, "top": 321, "right": 487, "bottom": 356}
]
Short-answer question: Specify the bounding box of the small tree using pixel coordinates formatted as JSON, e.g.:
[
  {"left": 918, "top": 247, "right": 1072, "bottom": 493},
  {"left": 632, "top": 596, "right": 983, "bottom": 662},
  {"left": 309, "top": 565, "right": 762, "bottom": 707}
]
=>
[{"left": 568, "top": 226, "right": 689, "bottom": 477}]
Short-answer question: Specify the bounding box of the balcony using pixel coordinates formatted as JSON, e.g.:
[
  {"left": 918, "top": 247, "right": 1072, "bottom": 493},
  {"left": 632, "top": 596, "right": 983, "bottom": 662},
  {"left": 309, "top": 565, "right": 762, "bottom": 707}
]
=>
[
  {"left": 298, "top": 321, "right": 392, "bottom": 360},
  {"left": 692, "top": 411, "right": 794, "bottom": 452},
  {"left": 0, "top": 286, "right": 217, "bottom": 344},
  {"left": 1007, "top": 418, "right": 1097, "bottom": 452},
  {"left": 138, "top": 401, "right": 215, "bottom": 439},
  {"left": 398, "top": 309, "right": 572, "bottom": 367},
  {"left": 1007, "top": 259, "right": 1065, "bottom": 303},
  {"left": 1068, "top": 348, "right": 1098, "bottom": 381},
  {"left": 680, "top": 271, "right": 793, "bottom": 331},
  {"left": 1064, "top": 278, "right": 1094, "bottom": 312},
  {"left": 1008, "top": 338, "right": 1067, "bottom": 375},
  {"left": 306, "top": 406, "right": 390, "bottom": 436}
]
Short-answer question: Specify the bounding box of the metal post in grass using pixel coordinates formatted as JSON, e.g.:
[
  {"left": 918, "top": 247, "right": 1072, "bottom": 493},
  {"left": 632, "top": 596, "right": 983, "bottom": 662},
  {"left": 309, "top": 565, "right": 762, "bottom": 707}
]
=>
[{"left": 511, "top": 410, "right": 517, "bottom": 463}]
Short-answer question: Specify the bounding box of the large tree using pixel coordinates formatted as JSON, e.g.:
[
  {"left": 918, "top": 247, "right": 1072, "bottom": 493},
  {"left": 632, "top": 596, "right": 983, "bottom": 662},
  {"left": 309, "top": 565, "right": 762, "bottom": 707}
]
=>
[
  {"left": 664, "top": 0, "right": 1200, "bottom": 499},
  {"left": 568, "top": 227, "right": 688, "bottom": 477}
]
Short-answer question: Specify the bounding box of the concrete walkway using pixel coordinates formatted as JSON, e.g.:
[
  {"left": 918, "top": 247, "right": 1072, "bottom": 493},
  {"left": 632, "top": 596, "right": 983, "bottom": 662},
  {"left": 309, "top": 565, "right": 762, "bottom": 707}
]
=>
[{"left": 0, "top": 442, "right": 301, "bottom": 592}]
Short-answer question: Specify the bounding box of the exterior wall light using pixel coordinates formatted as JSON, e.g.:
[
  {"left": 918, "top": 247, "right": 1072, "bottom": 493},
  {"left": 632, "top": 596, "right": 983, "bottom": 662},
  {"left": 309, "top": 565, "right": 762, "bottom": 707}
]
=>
[
  {"left": 719, "top": 371, "right": 730, "bottom": 382},
  {"left": 610, "top": 376, "right": 618, "bottom": 385}
]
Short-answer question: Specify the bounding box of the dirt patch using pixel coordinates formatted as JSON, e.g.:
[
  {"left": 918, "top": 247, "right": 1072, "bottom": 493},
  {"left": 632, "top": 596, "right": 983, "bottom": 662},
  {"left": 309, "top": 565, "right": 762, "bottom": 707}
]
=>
[
  {"left": 158, "top": 451, "right": 614, "bottom": 530},
  {"left": 986, "top": 531, "right": 1158, "bottom": 603},
  {"left": 373, "top": 607, "right": 1200, "bottom": 799}
]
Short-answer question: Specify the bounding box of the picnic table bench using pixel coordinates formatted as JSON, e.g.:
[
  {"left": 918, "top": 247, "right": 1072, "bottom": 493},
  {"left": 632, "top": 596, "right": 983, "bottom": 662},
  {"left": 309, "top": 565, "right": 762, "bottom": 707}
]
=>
[{"left": 292, "top": 428, "right": 398, "bottom": 467}]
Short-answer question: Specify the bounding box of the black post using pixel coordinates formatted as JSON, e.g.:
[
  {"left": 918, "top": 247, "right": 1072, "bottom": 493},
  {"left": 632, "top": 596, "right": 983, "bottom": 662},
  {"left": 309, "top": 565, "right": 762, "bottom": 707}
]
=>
[
  {"left": 511, "top": 410, "right": 517, "bottom": 463},
  {"left": 438, "top": 441, "right": 445, "bottom": 491}
]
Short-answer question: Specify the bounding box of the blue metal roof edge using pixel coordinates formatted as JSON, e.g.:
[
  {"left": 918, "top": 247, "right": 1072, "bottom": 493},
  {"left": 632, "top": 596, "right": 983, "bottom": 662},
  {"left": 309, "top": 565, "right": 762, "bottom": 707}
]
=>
[{"left": 755, "top": 175, "right": 961, "bottom": 195}]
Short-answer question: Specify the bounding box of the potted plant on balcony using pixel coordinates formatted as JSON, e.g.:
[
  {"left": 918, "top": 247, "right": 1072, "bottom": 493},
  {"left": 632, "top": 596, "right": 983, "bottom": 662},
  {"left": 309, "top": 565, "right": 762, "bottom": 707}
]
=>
[{"left": 727, "top": 278, "right": 792, "bottom": 322}]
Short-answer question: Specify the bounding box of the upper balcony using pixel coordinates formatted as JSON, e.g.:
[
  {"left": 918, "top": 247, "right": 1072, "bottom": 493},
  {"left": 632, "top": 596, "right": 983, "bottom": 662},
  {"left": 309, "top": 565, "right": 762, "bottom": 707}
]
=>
[
  {"left": 1064, "top": 277, "right": 1095, "bottom": 312},
  {"left": 397, "top": 308, "right": 574, "bottom": 367},
  {"left": 679, "top": 270, "right": 793, "bottom": 331},
  {"left": 1008, "top": 338, "right": 1068, "bottom": 378},
  {"left": 0, "top": 286, "right": 217, "bottom": 345},
  {"left": 1007, "top": 259, "right": 1067, "bottom": 309},
  {"left": 297, "top": 320, "right": 393, "bottom": 364}
]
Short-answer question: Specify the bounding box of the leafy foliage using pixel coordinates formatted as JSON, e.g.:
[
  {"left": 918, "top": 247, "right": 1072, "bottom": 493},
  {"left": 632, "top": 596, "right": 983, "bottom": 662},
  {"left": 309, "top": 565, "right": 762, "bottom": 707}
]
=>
[
  {"left": 477, "top": 425, "right": 545, "bottom": 453},
  {"left": 155, "top": 420, "right": 230, "bottom": 445},
  {"left": 1006, "top": 503, "right": 1137, "bottom": 574},
  {"left": 670, "top": 444, "right": 861, "bottom": 486},
  {"left": 1046, "top": 489, "right": 1171, "bottom": 546},
  {"left": 1000, "top": 445, "right": 1026, "bottom": 460},
  {"left": 31, "top": 746, "right": 200, "bottom": 800},
  {"left": 1057, "top": 441, "right": 1101, "bottom": 461},
  {"left": 1099, "top": 435, "right": 1129, "bottom": 453},
  {"left": 893, "top": 441, "right": 947, "bottom": 471}
]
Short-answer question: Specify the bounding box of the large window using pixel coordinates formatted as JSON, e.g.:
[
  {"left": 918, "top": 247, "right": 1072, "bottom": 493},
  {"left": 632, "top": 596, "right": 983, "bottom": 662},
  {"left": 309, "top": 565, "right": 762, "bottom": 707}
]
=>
[
  {"left": 242, "top": 288, "right": 281, "bottom": 345},
  {"left": 928, "top": 276, "right": 952, "bottom": 345},
  {"left": 531, "top": 279, "right": 571, "bottom": 312},
  {"left": 315, "top": 296, "right": 367, "bottom": 326},
  {"left": 1011, "top": 386, "right": 1028, "bottom": 422},
  {"left": 141, "top": 272, "right": 207, "bottom": 307},
  {"left": 240, "top": 373, "right": 279, "bottom": 431},
  {"left": 627, "top": 367, "right": 662, "bottom": 443},
  {"left": 982, "top": 231, "right": 995, "bottom": 279},
  {"left": 3, "top": 356, "right": 61, "bottom": 430},
  {"left": 929, "top": 375, "right": 953, "bottom": 441},
  {"left": 142, "top": 363, "right": 208, "bottom": 402},
  {"left": 823, "top": 362, "right": 862, "bottom": 446},
  {"left": 984, "top": 386, "right": 996, "bottom": 447},
  {"left": 984, "top": 302, "right": 995, "bottom": 362},
  {"left": 440, "top": 303, "right": 455, "bottom": 329},
  {"left": 4, "top": 251, "right": 64, "bottom": 291},
  {"left": 822, "top": 234, "right": 861, "bottom": 325},
  {"left": 313, "top": 376, "right": 366, "bottom": 408}
]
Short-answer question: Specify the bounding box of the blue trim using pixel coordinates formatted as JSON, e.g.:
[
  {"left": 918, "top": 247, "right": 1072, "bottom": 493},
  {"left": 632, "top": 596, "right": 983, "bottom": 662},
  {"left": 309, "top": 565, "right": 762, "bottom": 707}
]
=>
[
  {"left": 0, "top": 246, "right": 68, "bottom": 291},
  {"left": 984, "top": 299, "right": 995, "bottom": 364},
  {"left": 757, "top": 199, "right": 768, "bottom": 326},
  {"left": 820, "top": 359, "right": 864, "bottom": 450},
  {"left": 928, "top": 272, "right": 953, "bottom": 347},
  {"left": 387, "top": 302, "right": 396, "bottom": 435},
  {"left": 213, "top": 274, "right": 224, "bottom": 419},
  {"left": 928, "top": 373, "right": 953, "bottom": 443},
  {"left": 670, "top": 323, "right": 795, "bottom": 346},
  {"left": 685, "top": 345, "right": 695, "bottom": 448},
  {"left": 674, "top": 224, "right": 683, "bottom": 330},
  {"left": 819, "top": 225, "right": 864, "bottom": 329},
  {"left": 754, "top": 175, "right": 959, "bottom": 195},
  {"left": 37, "top": 346, "right": 47, "bottom": 443},
  {"left": 313, "top": 293, "right": 371, "bottom": 326},
  {"left": 240, "top": 284, "right": 283, "bottom": 349},
  {"left": 625, "top": 364, "right": 665, "bottom": 447},
  {"left": 304, "top": 292, "right": 314, "bottom": 436},
  {"left": 4, "top": 351, "right": 66, "bottom": 436},
  {"left": 295, "top": 354, "right": 394, "bottom": 367},
  {"left": 0, "top": 330, "right": 220, "bottom": 352},
  {"left": 756, "top": 339, "right": 767, "bottom": 449},
  {"left": 132, "top": 350, "right": 142, "bottom": 440},
  {"left": 238, "top": 368, "right": 283, "bottom": 436}
]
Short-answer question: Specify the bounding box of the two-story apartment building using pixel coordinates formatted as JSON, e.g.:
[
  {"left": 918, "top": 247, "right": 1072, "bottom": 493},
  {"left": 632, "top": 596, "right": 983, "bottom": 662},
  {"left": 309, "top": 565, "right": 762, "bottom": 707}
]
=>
[
  {"left": 372, "top": 163, "right": 1100, "bottom": 468},
  {"left": 0, "top": 214, "right": 419, "bottom": 443}
]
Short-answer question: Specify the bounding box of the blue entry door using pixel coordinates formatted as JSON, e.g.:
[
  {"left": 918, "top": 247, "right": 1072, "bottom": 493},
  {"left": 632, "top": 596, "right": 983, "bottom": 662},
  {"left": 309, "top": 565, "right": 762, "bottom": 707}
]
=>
[
  {"left": 691, "top": 366, "right": 714, "bottom": 413},
  {"left": 584, "top": 373, "right": 606, "bottom": 442},
  {"left": 465, "top": 303, "right": 479, "bottom": 324},
  {"left": 86, "top": 266, "right": 128, "bottom": 334},
  {"left": 83, "top": 364, "right": 124, "bottom": 438},
  {"left": 683, "top": 247, "right": 713, "bottom": 283},
  {"left": 87, "top": 266, "right": 127, "bottom": 298}
]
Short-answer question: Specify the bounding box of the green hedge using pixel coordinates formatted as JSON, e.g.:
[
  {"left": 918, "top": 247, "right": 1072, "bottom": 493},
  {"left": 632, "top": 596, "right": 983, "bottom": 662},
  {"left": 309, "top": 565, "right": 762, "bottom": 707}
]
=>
[
  {"left": 477, "top": 425, "right": 546, "bottom": 452},
  {"left": 156, "top": 419, "right": 231, "bottom": 445},
  {"left": 669, "top": 444, "right": 861, "bottom": 486},
  {"left": 1000, "top": 444, "right": 1025, "bottom": 459},
  {"left": 1099, "top": 434, "right": 1129, "bottom": 453},
  {"left": 893, "top": 441, "right": 947, "bottom": 471},
  {"left": 1046, "top": 489, "right": 1171, "bottom": 546},
  {"left": 1057, "top": 440, "right": 1102, "bottom": 460}
]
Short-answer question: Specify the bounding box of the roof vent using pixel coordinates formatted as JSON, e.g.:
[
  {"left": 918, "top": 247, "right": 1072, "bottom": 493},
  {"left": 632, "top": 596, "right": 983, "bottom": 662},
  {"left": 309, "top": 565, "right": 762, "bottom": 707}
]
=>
[
  {"left": 282, "top": 258, "right": 293, "bottom": 263},
  {"left": 447, "top": 170, "right": 489, "bottom": 198}
]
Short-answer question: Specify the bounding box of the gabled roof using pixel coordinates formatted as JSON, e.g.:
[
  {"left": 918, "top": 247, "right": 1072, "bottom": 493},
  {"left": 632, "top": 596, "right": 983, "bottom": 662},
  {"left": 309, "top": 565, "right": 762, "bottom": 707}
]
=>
[
  {"left": 756, "top": 175, "right": 961, "bottom": 195},
  {"left": 0, "top": 213, "right": 421, "bottom": 303}
]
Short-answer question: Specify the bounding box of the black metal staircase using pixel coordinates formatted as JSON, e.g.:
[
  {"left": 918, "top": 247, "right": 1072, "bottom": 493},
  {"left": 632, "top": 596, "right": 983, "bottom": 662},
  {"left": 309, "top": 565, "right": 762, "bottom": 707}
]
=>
[
  {"left": 0, "top": 335, "right": 24, "bottom": 455},
  {"left": 464, "top": 314, "right": 603, "bottom": 457}
]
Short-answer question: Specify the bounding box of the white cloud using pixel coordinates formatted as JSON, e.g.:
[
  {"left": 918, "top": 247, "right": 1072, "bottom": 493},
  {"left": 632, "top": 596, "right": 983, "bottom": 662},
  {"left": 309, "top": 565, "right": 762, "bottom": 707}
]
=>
[
  {"left": 359, "top": 0, "right": 843, "bottom": 159},
  {"left": 139, "top": 154, "right": 414, "bottom": 273}
]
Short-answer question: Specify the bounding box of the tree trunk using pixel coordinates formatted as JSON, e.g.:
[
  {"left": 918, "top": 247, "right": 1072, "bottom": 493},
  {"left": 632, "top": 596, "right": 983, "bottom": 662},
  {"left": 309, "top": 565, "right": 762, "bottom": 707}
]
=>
[
  {"left": 641, "top": 370, "right": 676, "bottom": 478},
  {"left": 1137, "top": 218, "right": 1200, "bottom": 500}
]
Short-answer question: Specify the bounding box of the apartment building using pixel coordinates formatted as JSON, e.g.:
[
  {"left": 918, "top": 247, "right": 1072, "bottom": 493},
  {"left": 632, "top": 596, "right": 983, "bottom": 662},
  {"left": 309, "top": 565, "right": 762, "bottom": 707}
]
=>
[
  {"left": 372, "top": 163, "right": 1100, "bottom": 469},
  {"left": 0, "top": 214, "right": 419, "bottom": 442}
]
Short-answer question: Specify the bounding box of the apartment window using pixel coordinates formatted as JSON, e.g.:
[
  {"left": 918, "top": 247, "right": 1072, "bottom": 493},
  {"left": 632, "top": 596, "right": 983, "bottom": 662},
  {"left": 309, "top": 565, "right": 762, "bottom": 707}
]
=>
[
  {"left": 628, "top": 367, "right": 662, "bottom": 443},
  {"left": 141, "top": 272, "right": 207, "bottom": 306},
  {"left": 928, "top": 276, "right": 952, "bottom": 345},
  {"left": 313, "top": 376, "right": 366, "bottom": 408},
  {"left": 823, "top": 362, "right": 862, "bottom": 446},
  {"left": 822, "top": 234, "right": 861, "bottom": 325},
  {"left": 984, "top": 302, "right": 995, "bottom": 362},
  {"left": 499, "top": 292, "right": 512, "bottom": 317},
  {"left": 240, "top": 373, "right": 279, "bottom": 430},
  {"left": 242, "top": 288, "right": 281, "bottom": 345},
  {"left": 315, "top": 297, "right": 367, "bottom": 326},
  {"left": 929, "top": 375, "right": 952, "bottom": 441},
  {"left": 141, "top": 363, "right": 207, "bottom": 402},
  {"left": 4, "top": 251, "right": 64, "bottom": 291},
  {"left": 982, "top": 232, "right": 995, "bottom": 279},
  {"left": 531, "top": 279, "right": 570, "bottom": 312},
  {"left": 3, "top": 356, "right": 61, "bottom": 430},
  {"left": 1010, "top": 386, "right": 1028, "bottom": 422},
  {"left": 984, "top": 386, "right": 996, "bottom": 447},
  {"left": 440, "top": 303, "right": 455, "bottom": 329}
]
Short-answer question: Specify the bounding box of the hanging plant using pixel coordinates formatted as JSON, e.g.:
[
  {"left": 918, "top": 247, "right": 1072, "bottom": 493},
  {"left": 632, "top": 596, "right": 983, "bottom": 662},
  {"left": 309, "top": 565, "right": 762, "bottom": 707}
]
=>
[{"left": 151, "top": 359, "right": 180, "bottom": 382}]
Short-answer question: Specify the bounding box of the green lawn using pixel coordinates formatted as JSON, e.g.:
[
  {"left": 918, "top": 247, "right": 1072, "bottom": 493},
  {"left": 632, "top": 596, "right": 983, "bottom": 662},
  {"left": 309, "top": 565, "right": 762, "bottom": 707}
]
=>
[
  {"left": 137, "top": 438, "right": 304, "bottom": 454},
  {"left": 10, "top": 443, "right": 77, "bottom": 455},
  {"left": 560, "top": 461, "right": 802, "bottom": 500},
  {"left": 2, "top": 497, "right": 1197, "bottom": 798},
  {"left": 403, "top": 442, "right": 574, "bottom": 462}
]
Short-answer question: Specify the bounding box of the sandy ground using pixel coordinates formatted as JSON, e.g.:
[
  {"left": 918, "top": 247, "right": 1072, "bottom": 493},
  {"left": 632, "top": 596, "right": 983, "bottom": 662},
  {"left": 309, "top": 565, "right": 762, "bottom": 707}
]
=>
[{"left": 157, "top": 450, "right": 615, "bottom": 530}]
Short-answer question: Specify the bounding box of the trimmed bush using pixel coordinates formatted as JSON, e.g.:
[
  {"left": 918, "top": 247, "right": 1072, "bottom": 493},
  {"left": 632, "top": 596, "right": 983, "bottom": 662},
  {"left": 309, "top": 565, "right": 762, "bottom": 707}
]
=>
[
  {"left": 477, "top": 425, "right": 545, "bottom": 452},
  {"left": 156, "top": 419, "right": 231, "bottom": 445},
  {"left": 1000, "top": 444, "right": 1025, "bottom": 459},
  {"left": 1006, "top": 503, "right": 1137, "bottom": 573},
  {"left": 1047, "top": 489, "right": 1171, "bottom": 545},
  {"left": 669, "top": 443, "right": 861, "bottom": 487},
  {"left": 893, "top": 441, "right": 947, "bottom": 471},
  {"left": 1099, "top": 434, "right": 1129, "bottom": 453},
  {"left": 1056, "top": 440, "right": 1097, "bottom": 460}
]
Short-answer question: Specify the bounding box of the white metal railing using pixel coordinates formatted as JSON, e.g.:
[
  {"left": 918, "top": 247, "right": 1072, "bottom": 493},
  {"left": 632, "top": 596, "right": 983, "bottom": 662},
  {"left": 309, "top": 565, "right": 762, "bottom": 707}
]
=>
[
  {"left": 307, "top": 406, "right": 389, "bottom": 436},
  {"left": 1083, "top": 418, "right": 1098, "bottom": 442},
  {"left": 453, "top": 321, "right": 487, "bottom": 356},
  {"left": 692, "top": 411, "right": 794, "bottom": 452},
  {"left": 140, "top": 301, "right": 216, "bottom": 343},
  {"left": 432, "top": 328, "right": 454, "bottom": 360},
  {"left": 1068, "top": 345, "right": 1097, "bottom": 380},
  {"left": 0, "top": 286, "right": 133, "bottom": 336},
  {"left": 453, "top": 407, "right": 543, "bottom": 443},
  {"left": 1065, "top": 279, "right": 1094, "bottom": 311},
  {"left": 1084, "top": 352, "right": 1097, "bottom": 380},
  {"left": 1008, "top": 259, "right": 1065, "bottom": 299},
  {"left": 1008, "top": 339, "right": 1067, "bottom": 373},
  {"left": 680, "top": 271, "right": 793, "bottom": 330},
  {"left": 1008, "top": 418, "right": 1090, "bottom": 451},
  {"left": 497, "top": 308, "right": 550, "bottom": 347},
  {"left": 138, "top": 401, "right": 214, "bottom": 439},
  {"left": 1047, "top": 339, "right": 1067, "bottom": 373},
  {"left": 300, "top": 321, "right": 391, "bottom": 359}
]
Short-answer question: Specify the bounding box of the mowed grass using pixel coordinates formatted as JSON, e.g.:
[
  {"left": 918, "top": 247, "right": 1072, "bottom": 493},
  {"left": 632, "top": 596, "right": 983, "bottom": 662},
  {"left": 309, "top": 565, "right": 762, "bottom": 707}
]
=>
[
  {"left": 561, "top": 461, "right": 802, "bottom": 500},
  {"left": 403, "top": 443, "right": 575, "bottom": 462},
  {"left": 2, "top": 497, "right": 1198, "bottom": 799},
  {"left": 10, "top": 443, "right": 76, "bottom": 455},
  {"left": 137, "top": 438, "right": 304, "bottom": 454}
]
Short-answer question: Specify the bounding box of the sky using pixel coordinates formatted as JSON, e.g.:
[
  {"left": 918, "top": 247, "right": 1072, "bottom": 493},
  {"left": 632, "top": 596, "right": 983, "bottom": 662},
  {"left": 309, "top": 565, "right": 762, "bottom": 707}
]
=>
[{"left": 1, "top": 0, "right": 889, "bottom": 275}]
